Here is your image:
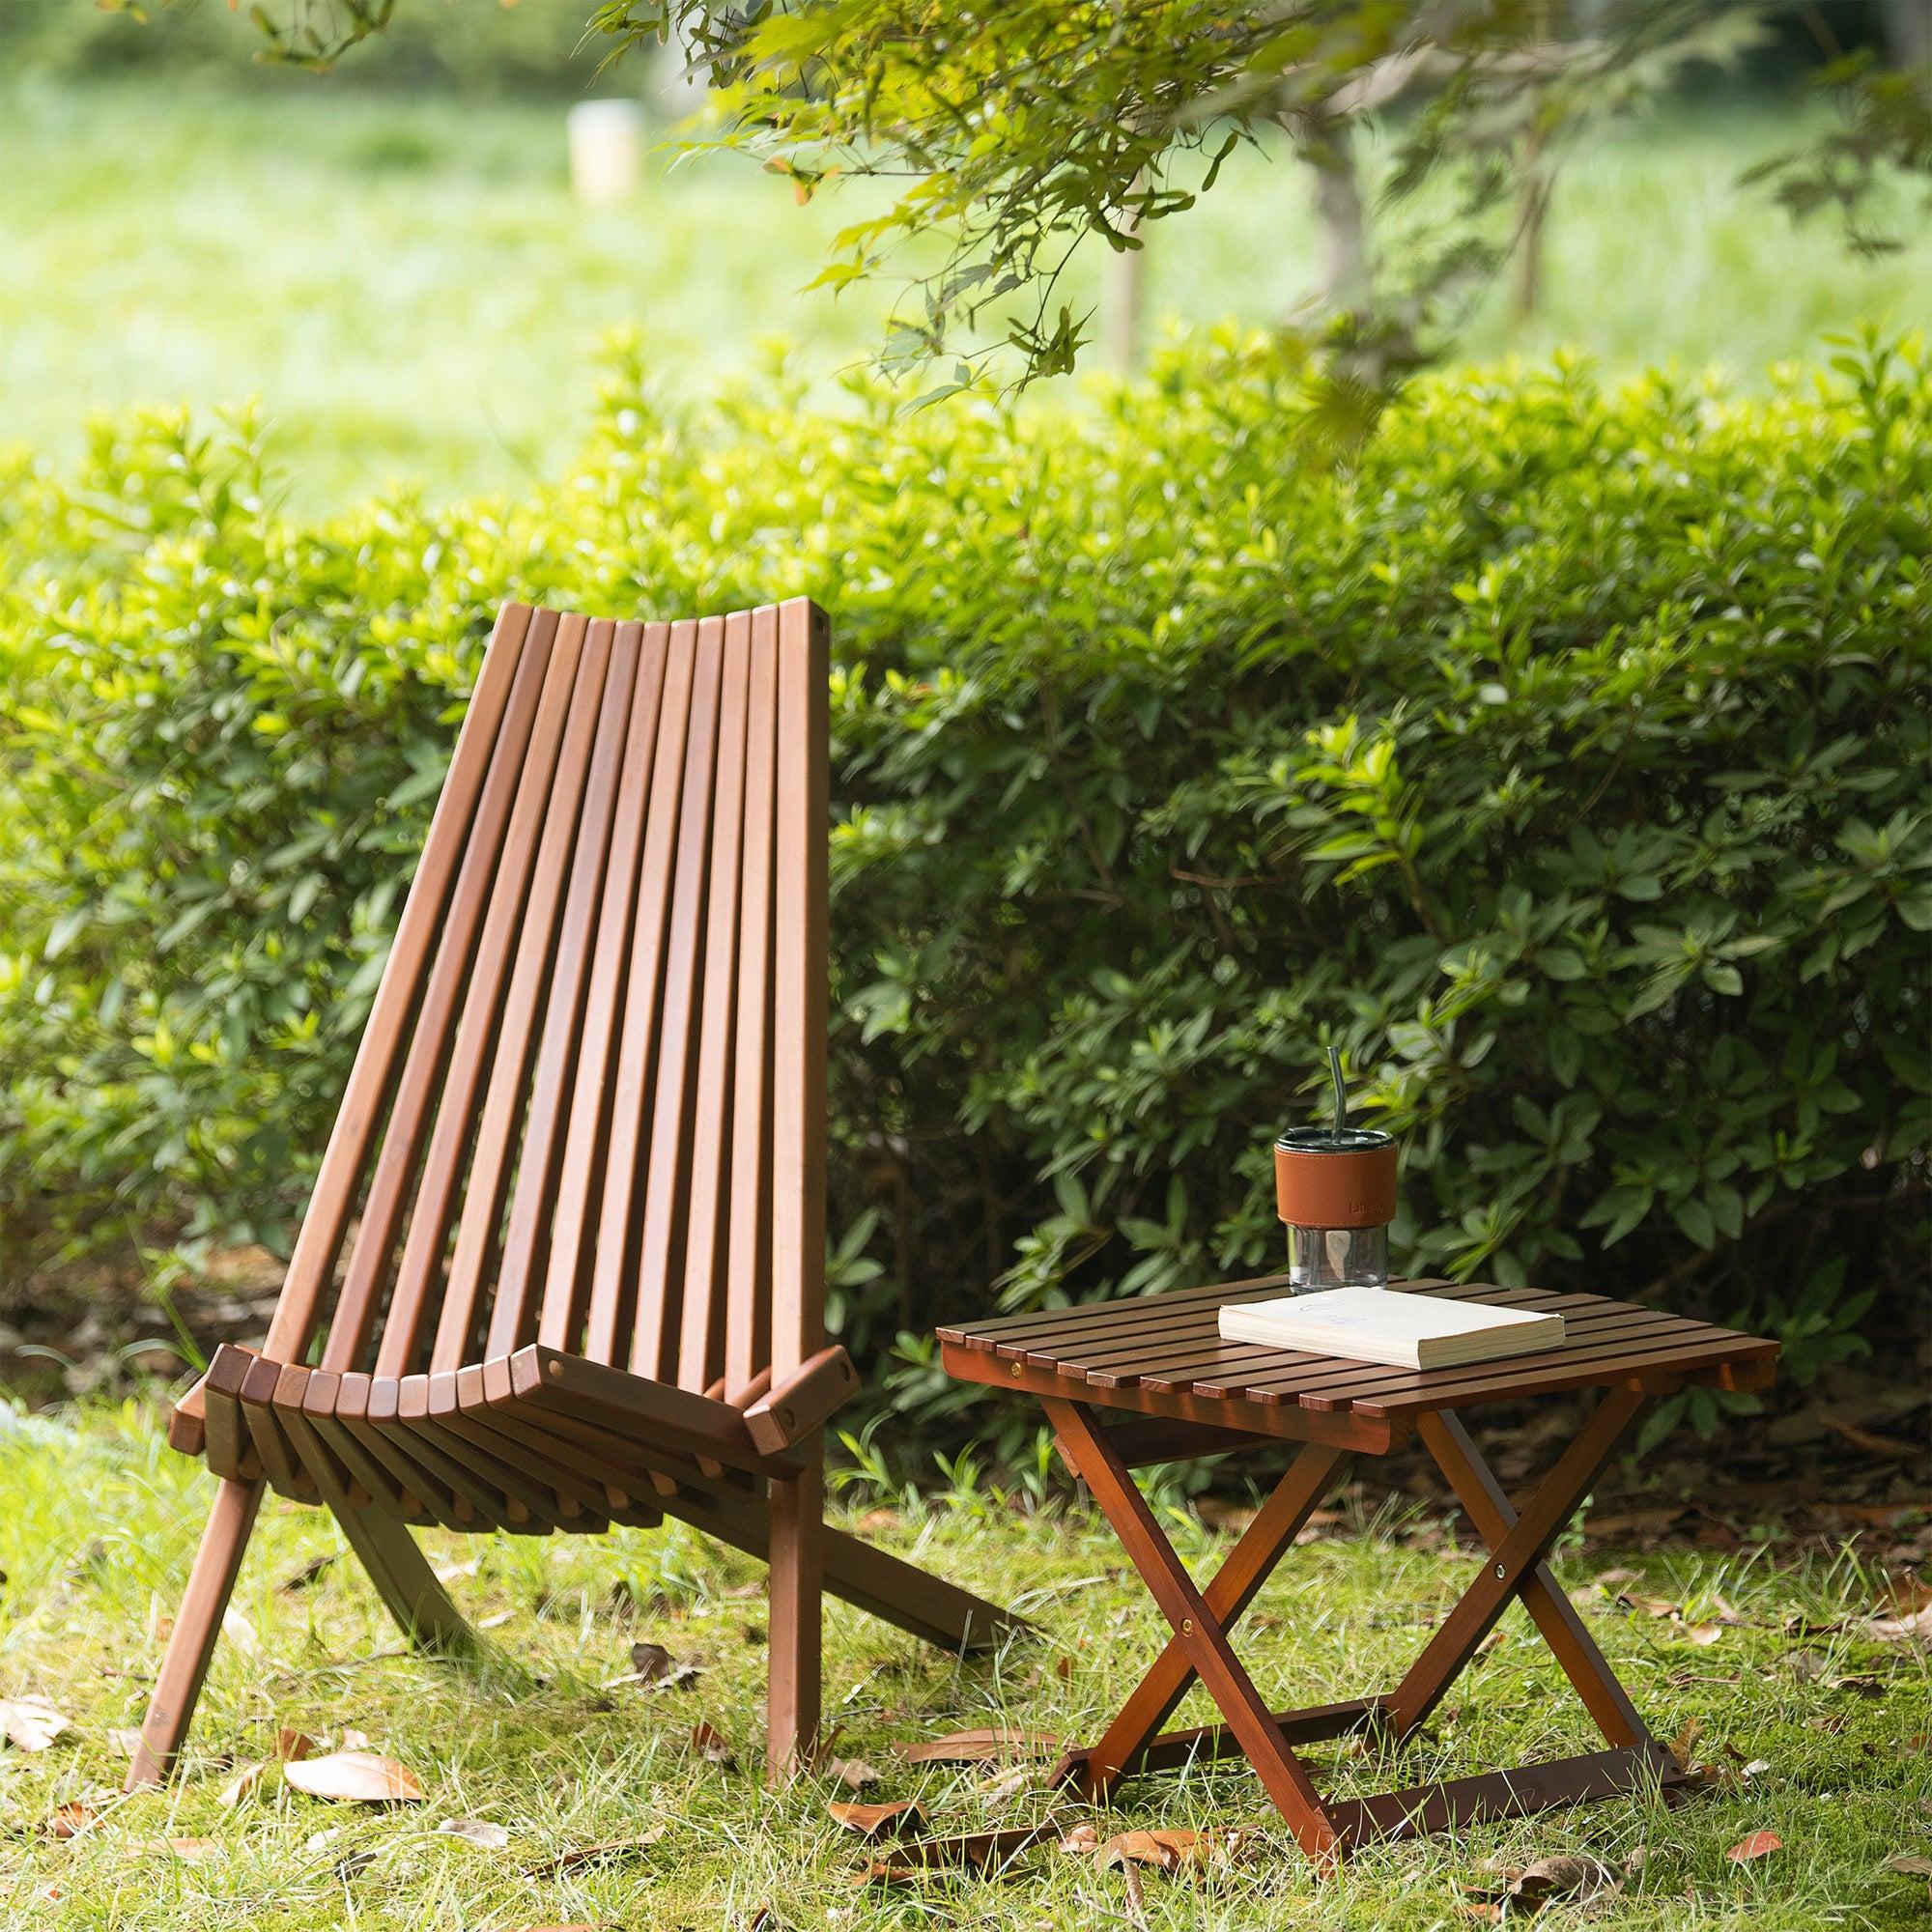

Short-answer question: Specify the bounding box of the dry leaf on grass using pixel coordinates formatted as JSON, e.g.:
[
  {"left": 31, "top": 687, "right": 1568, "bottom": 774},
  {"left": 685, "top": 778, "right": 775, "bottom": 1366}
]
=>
[
  {"left": 1726, "top": 1832, "right": 1782, "bottom": 1862},
  {"left": 691, "top": 1721, "right": 736, "bottom": 1769},
  {"left": 825, "top": 1756, "right": 879, "bottom": 1790},
  {"left": 44, "top": 1801, "right": 103, "bottom": 1839},
  {"left": 106, "top": 1727, "right": 143, "bottom": 1758},
  {"left": 284, "top": 1749, "right": 423, "bottom": 1804},
  {"left": 218, "top": 1726, "right": 316, "bottom": 1807},
  {"left": 827, "top": 1799, "right": 925, "bottom": 1841},
  {"left": 1868, "top": 1603, "right": 1932, "bottom": 1643},
  {"left": 1508, "top": 1854, "right": 1617, "bottom": 1908},
  {"left": 900, "top": 1727, "right": 1062, "bottom": 1765},
  {"left": 1883, "top": 1577, "right": 1932, "bottom": 1616},
  {"left": 847, "top": 1858, "right": 925, "bottom": 1888},
  {"left": 609, "top": 1641, "right": 700, "bottom": 1690},
  {"left": 277, "top": 1554, "right": 336, "bottom": 1593},
  {"left": 1076, "top": 1827, "right": 1231, "bottom": 1874},
  {"left": 0, "top": 1695, "right": 71, "bottom": 1751},
  {"left": 1885, "top": 1855, "right": 1932, "bottom": 1877},
  {"left": 438, "top": 1816, "right": 510, "bottom": 1848},
  {"left": 977, "top": 1766, "right": 1036, "bottom": 1804},
  {"left": 525, "top": 1831, "right": 664, "bottom": 1877},
  {"left": 220, "top": 1607, "right": 259, "bottom": 1659}
]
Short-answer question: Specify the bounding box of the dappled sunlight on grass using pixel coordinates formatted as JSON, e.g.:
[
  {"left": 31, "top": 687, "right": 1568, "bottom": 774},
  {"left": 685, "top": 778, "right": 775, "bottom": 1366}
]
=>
[{"left": 1, "top": 1405, "right": 1926, "bottom": 1926}]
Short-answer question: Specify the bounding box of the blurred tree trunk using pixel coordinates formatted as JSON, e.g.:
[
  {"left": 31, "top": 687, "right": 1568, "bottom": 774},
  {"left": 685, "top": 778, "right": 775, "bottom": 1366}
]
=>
[
  {"left": 1305, "top": 120, "right": 1369, "bottom": 315},
  {"left": 1511, "top": 119, "right": 1553, "bottom": 329},
  {"left": 1103, "top": 171, "right": 1147, "bottom": 371},
  {"left": 1879, "top": 0, "right": 1932, "bottom": 70}
]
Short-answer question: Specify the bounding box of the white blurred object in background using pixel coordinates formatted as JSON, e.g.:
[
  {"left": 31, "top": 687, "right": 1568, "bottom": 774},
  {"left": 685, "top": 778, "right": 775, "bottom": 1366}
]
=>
[{"left": 568, "top": 99, "right": 644, "bottom": 207}]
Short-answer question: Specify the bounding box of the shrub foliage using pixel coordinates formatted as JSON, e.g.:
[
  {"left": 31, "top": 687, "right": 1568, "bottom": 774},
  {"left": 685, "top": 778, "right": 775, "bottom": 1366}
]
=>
[{"left": 2, "top": 335, "right": 1926, "bottom": 1447}]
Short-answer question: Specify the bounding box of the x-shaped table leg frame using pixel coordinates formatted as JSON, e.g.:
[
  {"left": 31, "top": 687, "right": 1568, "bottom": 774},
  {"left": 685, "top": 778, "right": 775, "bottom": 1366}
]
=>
[{"left": 1042, "top": 1386, "right": 1682, "bottom": 1864}]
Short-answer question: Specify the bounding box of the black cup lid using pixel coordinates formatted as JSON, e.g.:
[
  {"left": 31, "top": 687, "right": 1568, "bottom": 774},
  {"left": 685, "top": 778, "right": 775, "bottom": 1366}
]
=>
[{"left": 1275, "top": 1126, "right": 1394, "bottom": 1153}]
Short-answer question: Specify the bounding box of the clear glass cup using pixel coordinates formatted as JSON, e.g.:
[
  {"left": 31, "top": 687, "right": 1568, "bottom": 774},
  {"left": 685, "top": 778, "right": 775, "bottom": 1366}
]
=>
[{"left": 1285, "top": 1221, "right": 1389, "bottom": 1291}]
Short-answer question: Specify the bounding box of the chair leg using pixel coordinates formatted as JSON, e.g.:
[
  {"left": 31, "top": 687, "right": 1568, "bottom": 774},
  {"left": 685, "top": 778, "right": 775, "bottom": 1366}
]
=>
[
  {"left": 328, "top": 1500, "right": 481, "bottom": 1656},
  {"left": 126, "top": 1475, "right": 265, "bottom": 1790},
  {"left": 277, "top": 1404, "right": 479, "bottom": 1656},
  {"left": 766, "top": 1456, "right": 824, "bottom": 1781}
]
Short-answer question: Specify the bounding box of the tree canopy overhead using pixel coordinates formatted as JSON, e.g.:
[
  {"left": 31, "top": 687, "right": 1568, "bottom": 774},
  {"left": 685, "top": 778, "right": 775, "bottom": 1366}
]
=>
[{"left": 228, "top": 1, "right": 1932, "bottom": 397}]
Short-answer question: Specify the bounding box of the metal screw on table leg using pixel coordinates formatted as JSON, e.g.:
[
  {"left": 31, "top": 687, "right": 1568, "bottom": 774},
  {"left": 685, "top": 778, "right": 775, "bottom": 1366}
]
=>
[
  {"left": 1182, "top": 1618, "right": 1193, "bottom": 1633},
  {"left": 1495, "top": 1564, "right": 1506, "bottom": 1578}
]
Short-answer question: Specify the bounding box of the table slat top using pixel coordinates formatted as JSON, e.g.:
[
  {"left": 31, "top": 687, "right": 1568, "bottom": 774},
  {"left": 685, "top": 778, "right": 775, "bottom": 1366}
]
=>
[{"left": 938, "top": 1277, "right": 1777, "bottom": 1422}]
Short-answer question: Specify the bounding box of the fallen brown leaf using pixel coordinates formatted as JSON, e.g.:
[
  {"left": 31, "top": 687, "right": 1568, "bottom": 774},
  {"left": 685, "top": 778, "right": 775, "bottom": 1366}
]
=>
[
  {"left": 612, "top": 1641, "right": 700, "bottom": 1690},
  {"left": 284, "top": 1749, "right": 423, "bottom": 1804},
  {"left": 0, "top": 1695, "right": 71, "bottom": 1751},
  {"left": 1093, "top": 1827, "right": 1210, "bottom": 1872},
  {"left": 1059, "top": 1822, "right": 1102, "bottom": 1855},
  {"left": 977, "top": 1766, "right": 1035, "bottom": 1804},
  {"left": 106, "top": 1727, "right": 143, "bottom": 1758},
  {"left": 847, "top": 1857, "right": 924, "bottom": 1887},
  {"left": 827, "top": 1799, "right": 925, "bottom": 1841},
  {"left": 1884, "top": 1854, "right": 1932, "bottom": 1877},
  {"left": 900, "top": 1727, "right": 1062, "bottom": 1765},
  {"left": 1824, "top": 1418, "right": 1923, "bottom": 1460},
  {"left": 1868, "top": 1603, "right": 1932, "bottom": 1643},
  {"left": 1507, "top": 1853, "right": 1617, "bottom": 1908},
  {"left": 437, "top": 1816, "right": 510, "bottom": 1848},
  {"left": 691, "top": 1721, "right": 736, "bottom": 1769},
  {"left": 44, "top": 1801, "right": 103, "bottom": 1839},
  {"left": 526, "top": 1832, "right": 664, "bottom": 1877},
  {"left": 824, "top": 1756, "right": 879, "bottom": 1790},
  {"left": 277, "top": 1554, "right": 336, "bottom": 1593},
  {"left": 1616, "top": 1591, "right": 1683, "bottom": 1620},
  {"left": 1726, "top": 1832, "right": 1781, "bottom": 1862}
]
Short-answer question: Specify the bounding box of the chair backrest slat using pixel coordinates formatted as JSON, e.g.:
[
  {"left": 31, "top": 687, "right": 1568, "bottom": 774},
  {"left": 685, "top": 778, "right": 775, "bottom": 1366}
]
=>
[
  {"left": 262, "top": 601, "right": 532, "bottom": 1368},
  {"left": 262, "top": 598, "right": 828, "bottom": 1403},
  {"left": 768, "top": 601, "right": 830, "bottom": 1378},
  {"left": 675, "top": 610, "right": 753, "bottom": 1392},
  {"left": 722, "top": 608, "right": 781, "bottom": 1399},
  {"left": 532, "top": 621, "right": 670, "bottom": 1356},
  {"left": 372, "top": 611, "right": 590, "bottom": 1379},
  {"left": 487, "top": 620, "right": 645, "bottom": 1361},
  {"left": 322, "top": 607, "right": 561, "bottom": 1375},
  {"left": 581, "top": 618, "right": 698, "bottom": 1366},
  {"left": 628, "top": 616, "right": 727, "bottom": 1379},
  {"left": 429, "top": 618, "right": 619, "bottom": 1374}
]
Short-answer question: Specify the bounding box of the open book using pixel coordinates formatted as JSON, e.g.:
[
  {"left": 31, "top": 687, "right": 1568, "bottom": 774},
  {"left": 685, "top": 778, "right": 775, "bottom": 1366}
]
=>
[{"left": 1218, "top": 1286, "right": 1565, "bottom": 1371}]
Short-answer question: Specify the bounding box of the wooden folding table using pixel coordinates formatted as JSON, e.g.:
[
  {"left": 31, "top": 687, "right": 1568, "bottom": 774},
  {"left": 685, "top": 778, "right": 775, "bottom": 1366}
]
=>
[{"left": 938, "top": 1275, "right": 1778, "bottom": 1867}]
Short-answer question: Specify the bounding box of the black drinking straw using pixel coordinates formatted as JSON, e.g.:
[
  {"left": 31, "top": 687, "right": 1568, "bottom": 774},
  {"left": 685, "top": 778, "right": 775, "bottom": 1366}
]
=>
[{"left": 1328, "top": 1043, "right": 1348, "bottom": 1144}]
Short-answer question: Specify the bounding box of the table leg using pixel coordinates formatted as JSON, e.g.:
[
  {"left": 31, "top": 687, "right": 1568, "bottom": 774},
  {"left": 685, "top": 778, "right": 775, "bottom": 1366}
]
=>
[
  {"left": 1043, "top": 1397, "right": 1344, "bottom": 1863},
  {"left": 1056, "top": 1438, "right": 1352, "bottom": 1798},
  {"left": 1418, "top": 1408, "right": 1661, "bottom": 1756},
  {"left": 1380, "top": 1388, "right": 1646, "bottom": 1743}
]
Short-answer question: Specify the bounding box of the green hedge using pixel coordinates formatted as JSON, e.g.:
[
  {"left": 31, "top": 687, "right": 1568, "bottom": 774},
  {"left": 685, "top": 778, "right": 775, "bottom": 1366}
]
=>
[{"left": 3, "top": 334, "right": 1927, "bottom": 1451}]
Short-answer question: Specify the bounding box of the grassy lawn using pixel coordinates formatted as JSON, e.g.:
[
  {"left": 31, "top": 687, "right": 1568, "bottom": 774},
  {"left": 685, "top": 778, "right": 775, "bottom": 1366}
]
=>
[
  {"left": 7, "top": 77, "right": 1932, "bottom": 509},
  {"left": 2, "top": 1406, "right": 1927, "bottom": 1928}
]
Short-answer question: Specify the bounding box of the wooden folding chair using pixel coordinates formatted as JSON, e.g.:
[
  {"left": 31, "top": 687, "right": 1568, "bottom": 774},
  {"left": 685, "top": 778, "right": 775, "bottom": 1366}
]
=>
[{"left": 126, "top": 599, "right": 1025, "bottom": 1791}]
